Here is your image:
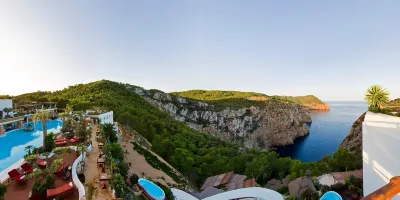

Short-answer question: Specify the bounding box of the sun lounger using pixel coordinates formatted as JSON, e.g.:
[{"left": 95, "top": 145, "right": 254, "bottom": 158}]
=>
[
  {"left": 55, "top": 140, "right": 68, "bottom": 146},
  {"left": 37, "top": 158, "right": 48, "bottom": 168},
  {"left": 21, "top": 163, "right": 34, "bottom": 174},
  {"left": 54, "top": 161, "right": 67, "bottom": 175},
  {"left": 69, "top": 136, "right": 81, "bottom": 143},
  {"left": 47, "top": 182, "right": 75, "bottom": 199},
  {"left": 8, "top": 169, "right": 25, "bottom": 183}
]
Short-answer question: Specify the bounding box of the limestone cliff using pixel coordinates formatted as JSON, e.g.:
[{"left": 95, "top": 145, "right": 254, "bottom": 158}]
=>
[
  {"left": 130, "top": 86, "right": 312, "bottom": 149},
  {"left": 339, "top": 112, "right": 366, "bottom": 152},
  {"left": 303, "top": 103, "right": 331, "bottom": 110}
]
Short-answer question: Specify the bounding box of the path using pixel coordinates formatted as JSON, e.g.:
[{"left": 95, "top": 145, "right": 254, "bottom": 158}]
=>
[
  {"left": 119, "top": 126, "right": 182, "bottom": 187},
  {"left": 84, "top": 124, "right": 114, "bottom": 199}
]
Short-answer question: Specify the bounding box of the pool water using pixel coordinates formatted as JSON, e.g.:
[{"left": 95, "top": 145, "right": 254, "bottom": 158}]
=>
[
  {"left": 138, "top": 178, "right": 165, "bottom": 200},
  {"left": 0, "top": 120, "right": 62, "bottom": 172},
  {"left": 320, "top": 191, "right": 342, "bottom": 200}
]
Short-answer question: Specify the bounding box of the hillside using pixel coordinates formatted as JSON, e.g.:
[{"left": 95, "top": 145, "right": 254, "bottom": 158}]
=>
[
  {"left": 171, "top": 90, "right": 330, "bottom": 110},
  {"left": 12, "top": 80, "right": 357, "bottom": 187}
]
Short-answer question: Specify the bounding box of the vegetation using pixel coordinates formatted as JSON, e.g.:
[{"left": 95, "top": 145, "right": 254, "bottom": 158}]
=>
[
  {"left": 0, "top": 184, "right": 7, "bottom": 200},
  {"left": 133, "top": 142, "right": 184, "bottom": 183},
  {"left": 345, "top": 175, "right": 363, "bottom": 197},
  {"left": 32, "top": 111, "right": 50, "bottom": 150},
  {"left": 129, "top": 174, "right": 139, "bottom": 186},
  {"left": 171, "top": 90, "right": 326, "bottom": 110},
  {"left": 13, "top": 80, "right": 360, "bottom": 187},
  {"left": 27, "top": 158, "right": 64, "bottom": 194},
  {"left": 365, "top": 85, "right": 390, "bottom": 109},
  {"left": 44, "top": 132, "right": 56, "bottom": 152},
  {"left": 101, "top": 123, "right": 118, "bottom": 143},
  {"left": 2, "top": 107, "right": 12, "bottom": 118}
]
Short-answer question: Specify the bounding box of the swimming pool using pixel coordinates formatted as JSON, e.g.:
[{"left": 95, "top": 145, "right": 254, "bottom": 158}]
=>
[
  {"left": 320, "top": 191, "right": 342, "bottom": 200},
  {"left": 138, "top": 178, "right": 165, "bottom": 200},
  {"left": 0, "top": 120, "right": 62, "bottom": 172}
]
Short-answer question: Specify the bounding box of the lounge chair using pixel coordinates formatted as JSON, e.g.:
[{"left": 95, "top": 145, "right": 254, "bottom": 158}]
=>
[
  {"left": 55, "top": 137, "right": 66, "bottom": 142},
  {"left": 37, "top": 158, "right": 48, "bottom": 168},
  {"left": 8, "top": 169, "right": 25, "bottom": 183},
  {"left": 54, "top": 161, "right": 67, "bottom": 175},
  {"left": 55, "top": 140, "right": 67, "bottom": 146},
  {"left": 69, "top": 136, "right": 80, "bottom": 143},
  {"left": 21, "top": 163, "right": 34, "bottom": 174},
  {"left": 47, "top": 182, "right": 75, "bottom": 199}
]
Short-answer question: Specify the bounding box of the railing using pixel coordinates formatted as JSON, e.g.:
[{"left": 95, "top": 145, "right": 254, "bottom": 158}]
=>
[
  {"left": 0, "top": 116, "right": 24, "bottom": 124},
  {"left": 362, "top": 176, "right": 400, "bottom": 200},
  {"left": 72, "top": 144, "right": 92, "bottom": 200}
]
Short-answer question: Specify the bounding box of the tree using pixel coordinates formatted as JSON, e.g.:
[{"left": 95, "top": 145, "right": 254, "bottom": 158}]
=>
[
  {"left": 32, "top": 111, "right": 50, "bottom": 150},
  {"left": 101, "top": 123, "right": 118, "bottom": 143},
  {"left": 2, "top": 108, "right": 12, "bottom": 118},
  {"left": 26, "top": 158, "right": 63, "bottom": 194},
  {"left": 365, "top": 85, "right": 390, "bottom": 109},
  {"left": 25, "top": 145, "right": 34, "bottom": 156}
]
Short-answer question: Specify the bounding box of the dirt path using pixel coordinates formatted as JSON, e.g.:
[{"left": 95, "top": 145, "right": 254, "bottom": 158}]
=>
[
  {"left": 119, "top": 126, "right": 185, "bottom": 187},
  {"left": 84, "top": 124, "right": 114, "bottom": 199}
]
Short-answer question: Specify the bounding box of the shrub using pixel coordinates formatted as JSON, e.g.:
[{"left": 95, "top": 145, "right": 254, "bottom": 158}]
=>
[
  {"left": 300, "top": 189, "right": 319, "bottom": 200},
  {"left": 106, "top": 143, "right": 124, "bottom": 161},
  {"left": 277, "top": 186, "right": 289, "bottom": 195},
  {"left": 44, "top": 132, "right": 56, "bottom": 152},
  {"left": 0, "top": 184, "right": 7, "bottom": 200},
  {"left": 111, "top": 173, "right": 126, "bottom": 198},
  {"left": 117, "top": 161, "right": 130, "bottom": 179},
  {"left": 345, "top": 175, "right": 363, "bottom": 196},
  {"left": 32, "top": 175, "right": 55, "bottom": 194},
  {"left": 129, "top": 174, "right": 139, "bottom": 186}
]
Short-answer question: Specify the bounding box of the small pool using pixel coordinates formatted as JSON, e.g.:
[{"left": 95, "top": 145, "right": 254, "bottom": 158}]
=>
[
  {"left": 320, "top": 191, "right": 342, "bottom": 200},
  {"left": 0, "top": 120, "right": 62, "bottom": 172},
  {"left": 138, "top": 178, "right": 165, "bottom": 200}
]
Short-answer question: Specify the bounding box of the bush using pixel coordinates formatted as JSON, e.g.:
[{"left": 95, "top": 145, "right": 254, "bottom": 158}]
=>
[
  {"left": 345, "top": 175, "right": 363, "bottom": 196},
  {"left": 106, "top": 143, "right": 124, "bottom": 161},
  {"left": 277, "top": 186, "right": 289, "bottom": 195},
  {"left": 0, "top": 184, "right": 7, "bottom": 200},
  {"left": 300, "top": 189, "right": 319, "bottom": 200},
  {"left": 111, "top": 173, "right": 126, "bottom": 198},
  {"left": 32, "top": 175, "right": 55, "bottom": 194},
  {"left": 117, "top": 161, "right": 130, "bottom": 179},
  {"left": 44, "top": 132, "right": 56, "bottom": 152},
  {"left": 129, "top": 174, "right": 139, "bottom": 186}
]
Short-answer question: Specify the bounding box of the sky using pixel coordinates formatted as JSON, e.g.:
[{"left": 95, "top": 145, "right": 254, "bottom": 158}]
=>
[{"left": 0, "top": 1, "right": 399, "bottom": 101}]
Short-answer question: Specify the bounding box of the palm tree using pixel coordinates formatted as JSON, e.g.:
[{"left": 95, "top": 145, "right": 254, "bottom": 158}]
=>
[
  {"left": 365, "top": 85, "right": 390, "bottom": 109},
  {"left": 26, "top": 158, "right": 63, "bottom": 193},
  {"left": 24, "top": 145, "right": 34, "bottom": 156},
  {"left": 33, "top": 111, "right": 50, "bottom": 150}
]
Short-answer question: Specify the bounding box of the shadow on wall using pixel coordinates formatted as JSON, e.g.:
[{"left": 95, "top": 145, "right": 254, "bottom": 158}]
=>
[{"left": 363, "top": 112, "right": 400, "bottom": 198}]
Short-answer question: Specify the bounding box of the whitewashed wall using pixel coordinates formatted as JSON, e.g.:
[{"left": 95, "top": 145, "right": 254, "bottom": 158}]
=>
[
  {"left": 99, "top": 111, "right": 113, "bottom": 125},
  {"left": 363, "top": 112, "right": 400, "bottom": 198}
]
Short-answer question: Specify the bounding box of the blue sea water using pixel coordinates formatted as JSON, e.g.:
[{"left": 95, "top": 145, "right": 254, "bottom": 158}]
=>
[
  {"left": 276, "top": 101, "right": 368, "bottom": 162},
  {"left": 0, "top": 120, "right": 62, "bottom": 172}
]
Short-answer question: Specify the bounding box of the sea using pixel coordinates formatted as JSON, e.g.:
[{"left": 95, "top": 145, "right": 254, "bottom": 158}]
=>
[{"left": 276, "top": 101, "right": 368, "bottom": 162}]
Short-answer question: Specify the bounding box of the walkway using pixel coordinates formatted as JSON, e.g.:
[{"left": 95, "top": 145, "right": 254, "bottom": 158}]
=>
[{"left": 84, "top": 124, "right": 114, "bottom": 199}]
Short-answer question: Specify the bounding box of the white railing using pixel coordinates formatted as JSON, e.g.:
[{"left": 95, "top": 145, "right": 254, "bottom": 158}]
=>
[{"left": 72, "top": 144, "right": 92, "bottom": 200}]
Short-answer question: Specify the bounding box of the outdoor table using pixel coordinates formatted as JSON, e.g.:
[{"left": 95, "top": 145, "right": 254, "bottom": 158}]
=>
[
  {"left": 100, "top": 173, "right": 109, "bottom": 181},
  {"left": 97, "top": 158, "right": 105, "bottom": 168}
]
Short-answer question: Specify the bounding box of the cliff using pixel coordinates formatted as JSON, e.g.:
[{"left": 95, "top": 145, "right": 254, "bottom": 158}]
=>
[
  {"left": 132, "top": 87, "right": 312, "bottom": 149},
  {"left": 339, "top": 112, "right": 366, "bottom": 152}
]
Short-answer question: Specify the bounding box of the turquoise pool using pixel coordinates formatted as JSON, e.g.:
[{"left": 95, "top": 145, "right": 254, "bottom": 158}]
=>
[
  {"left": 320, "top": 191, "right": 342, "bottom": 200},
  {"left": 0, "top": 120, "right": 62, "bottom": 172},
  {"left": 138, "top": 178, "right": 165, "bottom": 200}
]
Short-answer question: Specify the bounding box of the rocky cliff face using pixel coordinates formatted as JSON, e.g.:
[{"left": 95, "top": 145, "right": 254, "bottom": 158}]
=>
[
  {"left": 303, "top": 103, "right": 331, "bottom": 110},
  {"left": 339, "top": 112, "right": 366, "bottom": 152},
  {"left": 130, "top": 86, "right": 312, "bottom": 149}
]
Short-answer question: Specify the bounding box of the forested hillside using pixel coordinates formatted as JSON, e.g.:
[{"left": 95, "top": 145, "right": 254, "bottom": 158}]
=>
[
  {"left": 13, "top": 80, "right": 358, "bottom": 186},
  {"left": 171, "top": 90, "right": 328, "bottom": 110}
]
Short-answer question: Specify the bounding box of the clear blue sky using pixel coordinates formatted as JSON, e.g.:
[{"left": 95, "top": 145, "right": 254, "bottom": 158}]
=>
[{"left": 1, "top": 1, "right": 399, "bottom": 101}]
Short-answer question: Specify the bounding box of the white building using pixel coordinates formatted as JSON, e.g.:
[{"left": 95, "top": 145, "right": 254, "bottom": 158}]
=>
[
  {"left": 0, "top": 99, "right": 13, "bottom": 118},
  {"left": 98, "top": 111, "right": 114, "bottom": 125},
  {"left": 363, "top": 112, "right": 400, "bottom": 198}
]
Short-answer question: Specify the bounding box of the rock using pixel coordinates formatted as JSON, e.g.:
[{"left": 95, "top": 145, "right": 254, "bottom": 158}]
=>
[
  {"left": 339, "top": 112, "right": 366, "bottom": 152},
  {"left": 316, "top": 174, "right": 338, "bottom": 187},
  {"left": 303, "top": 103, "right": 331, "bottom": 110},
  {"left": 288, "top": 176, "right": 317, "bottom": 198},
  {"left": 132, "top": 89, "right": 313, "bottom": 149}
]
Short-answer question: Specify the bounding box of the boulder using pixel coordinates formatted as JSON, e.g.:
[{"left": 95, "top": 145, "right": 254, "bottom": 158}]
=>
[{"left": 288, "top": 176, "right": 316, "bottom": 198}]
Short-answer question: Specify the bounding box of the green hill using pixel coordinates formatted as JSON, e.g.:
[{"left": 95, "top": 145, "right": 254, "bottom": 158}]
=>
[
  {"left": 13, "top": 80, "right": 355, "bottom": 186},
  {"left": 171, "top": 90, "right": 326, "bottom": 109}
]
